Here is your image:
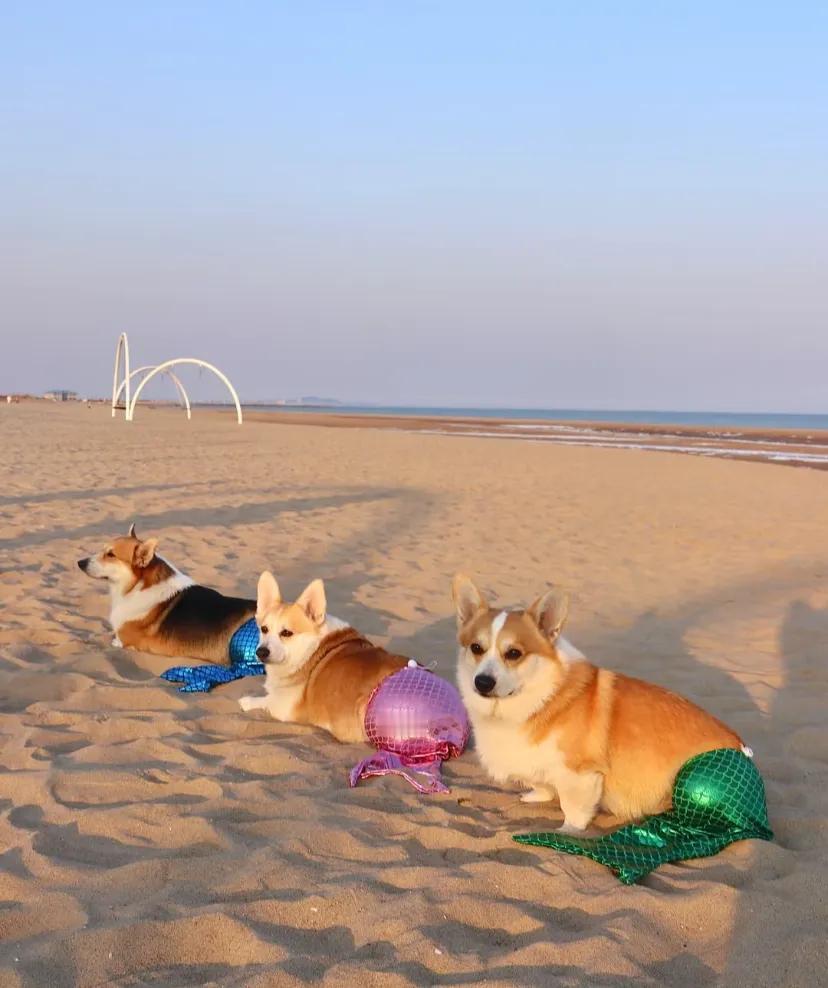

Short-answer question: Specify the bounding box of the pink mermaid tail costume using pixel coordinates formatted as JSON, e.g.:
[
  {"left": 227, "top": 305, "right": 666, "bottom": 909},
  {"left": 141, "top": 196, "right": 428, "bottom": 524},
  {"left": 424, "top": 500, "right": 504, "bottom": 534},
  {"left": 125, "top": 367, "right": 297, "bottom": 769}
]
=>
[{"left": 349, "top": 662, "right": 469, "bottom": 794}]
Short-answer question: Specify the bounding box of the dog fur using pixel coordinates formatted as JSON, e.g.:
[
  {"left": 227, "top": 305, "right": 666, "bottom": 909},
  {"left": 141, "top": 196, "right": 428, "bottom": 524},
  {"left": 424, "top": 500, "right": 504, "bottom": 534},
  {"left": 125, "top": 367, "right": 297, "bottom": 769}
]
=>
[
  {"left": 452, "top": 574, "right": 746, "bottom": 832},
  {"left": 238, "top": 572, "right": 409, "bottom": 743},
  {"left": 78, "top": 524, "right": 255, "bottom": 661}
]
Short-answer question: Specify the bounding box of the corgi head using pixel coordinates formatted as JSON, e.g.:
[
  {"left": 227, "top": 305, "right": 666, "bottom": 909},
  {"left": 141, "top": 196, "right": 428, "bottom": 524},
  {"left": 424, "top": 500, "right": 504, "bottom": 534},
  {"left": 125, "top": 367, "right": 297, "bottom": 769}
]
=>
[
  {"left": 255, "top": 571, "right": 329, "bottom": 674},
  {"left": 77, "top": 524, "right": 164, "bottom": 592},
  {"left": 452, "top": 573, "right": 572, "bottom": 714}
]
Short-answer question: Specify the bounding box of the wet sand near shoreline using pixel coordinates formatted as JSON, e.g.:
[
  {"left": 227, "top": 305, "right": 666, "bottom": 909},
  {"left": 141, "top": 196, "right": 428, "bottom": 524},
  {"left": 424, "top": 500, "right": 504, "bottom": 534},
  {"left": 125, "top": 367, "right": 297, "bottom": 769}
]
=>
[{"left": 244, "top": 410, "right": 828, "bottom": 469}]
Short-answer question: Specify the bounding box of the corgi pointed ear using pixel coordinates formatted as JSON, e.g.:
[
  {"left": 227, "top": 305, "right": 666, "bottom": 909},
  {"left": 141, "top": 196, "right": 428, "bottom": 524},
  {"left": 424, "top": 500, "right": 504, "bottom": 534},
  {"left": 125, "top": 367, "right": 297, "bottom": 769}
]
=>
[
  {"left": 128, "top": 522, "right": 138, "bottom": 539},
  {"left": 528, "top": 588, "right": 569, "bottom": 642},
  {"left": 452, "top": 573, "right": 487, "bottom": 626},
  {"left": 133, "top": 537, "right": 158, "bottom": 569},
  {"left": 257, "top": 571, "right": 281, "bottom": 613},
  {"left": 296, "top": 578, "right": 326, "bottom": 627}
]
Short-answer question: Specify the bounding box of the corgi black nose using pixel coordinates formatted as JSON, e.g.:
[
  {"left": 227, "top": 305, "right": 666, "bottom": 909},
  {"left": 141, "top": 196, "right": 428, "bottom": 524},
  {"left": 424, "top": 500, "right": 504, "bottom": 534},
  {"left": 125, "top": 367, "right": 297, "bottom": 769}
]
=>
[
  {"left": 474, "top": 673, "right": 496, "bottom": 696},
  {"left": 77, "top": 558, "right": 89, "bottom": 572},
  {"left": 256, "top": 645, "right": 270, "bottom": 660}
]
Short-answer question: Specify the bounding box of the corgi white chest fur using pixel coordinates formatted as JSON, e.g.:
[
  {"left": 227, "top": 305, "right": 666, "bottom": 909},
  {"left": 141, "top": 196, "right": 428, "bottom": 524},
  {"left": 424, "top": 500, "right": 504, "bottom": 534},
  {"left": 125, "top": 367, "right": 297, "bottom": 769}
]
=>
[
  {"left": 108, "top": 568, "right": 194, "bottom": 633},
  {"left": 458, "top": 633, "right": 587, "bottom": 794},
  {"left": 472, "top": 718, "right": 569, "bottom": 788},
  {"left": 463, "top": 676, "right": 572, "bottom": 793}
]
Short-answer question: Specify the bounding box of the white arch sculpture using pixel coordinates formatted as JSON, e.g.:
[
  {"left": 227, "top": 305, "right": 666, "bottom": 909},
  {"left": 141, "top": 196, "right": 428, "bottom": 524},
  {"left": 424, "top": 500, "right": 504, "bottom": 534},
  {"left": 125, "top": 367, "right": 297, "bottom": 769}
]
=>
[
  {"left": 111, "top": 332, "right": 131, "bottom": 417},
  {"left": 114, "top": 365, "right": 192, "bottom": 420},
  {"left": 129, "top": 358, "right": 243, "bottom": 425},
  {"left": 111, "top": 333, "right": 243, "bottom": 425}
]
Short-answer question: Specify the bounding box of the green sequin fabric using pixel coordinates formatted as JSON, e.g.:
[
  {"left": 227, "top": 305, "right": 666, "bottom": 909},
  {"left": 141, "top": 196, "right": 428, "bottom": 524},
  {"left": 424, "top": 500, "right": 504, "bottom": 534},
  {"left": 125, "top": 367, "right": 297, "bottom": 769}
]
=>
[{"left": 513, "top": 748, "right": 773, "bottom": 884}]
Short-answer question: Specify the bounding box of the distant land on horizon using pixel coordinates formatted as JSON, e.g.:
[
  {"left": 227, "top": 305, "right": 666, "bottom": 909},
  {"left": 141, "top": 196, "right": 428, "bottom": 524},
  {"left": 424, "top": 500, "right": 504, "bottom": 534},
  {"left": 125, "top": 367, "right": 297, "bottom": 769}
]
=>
[{"left": 248, "top": 396, "right": 345, "bottom": 407}]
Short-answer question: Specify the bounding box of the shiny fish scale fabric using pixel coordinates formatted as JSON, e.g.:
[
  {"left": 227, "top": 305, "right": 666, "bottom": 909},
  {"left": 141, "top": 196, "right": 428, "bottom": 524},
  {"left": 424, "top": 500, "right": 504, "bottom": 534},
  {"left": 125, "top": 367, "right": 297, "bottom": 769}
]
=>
[
  {"left": 160, "top": 618, "right": 265, "bottom": 693},
  {"left": 349, "top": 665, "right": 469, "bottom": 794},
  {"left": 227, "top": 618, "right": 262, "bottom": 666},
  {"left": 363, "top": 665, "right": 468, "bottom": 761},
  {"left": 514, "top": 748, "right": 773, "bottom": 884}
]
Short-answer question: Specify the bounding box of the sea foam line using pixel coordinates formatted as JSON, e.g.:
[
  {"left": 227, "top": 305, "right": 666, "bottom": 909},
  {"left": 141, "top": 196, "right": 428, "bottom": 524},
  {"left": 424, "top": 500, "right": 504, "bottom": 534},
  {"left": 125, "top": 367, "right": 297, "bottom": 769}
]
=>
[{"left": 418, "top": 430, "right": 828, "bottom": 466}]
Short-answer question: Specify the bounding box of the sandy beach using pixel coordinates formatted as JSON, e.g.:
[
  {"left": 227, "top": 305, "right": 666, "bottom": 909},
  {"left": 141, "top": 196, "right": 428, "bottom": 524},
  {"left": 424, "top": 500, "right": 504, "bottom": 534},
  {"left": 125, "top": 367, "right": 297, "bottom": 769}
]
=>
[{"left": 1, "top": 401, "right": 826, "bottom": 987}]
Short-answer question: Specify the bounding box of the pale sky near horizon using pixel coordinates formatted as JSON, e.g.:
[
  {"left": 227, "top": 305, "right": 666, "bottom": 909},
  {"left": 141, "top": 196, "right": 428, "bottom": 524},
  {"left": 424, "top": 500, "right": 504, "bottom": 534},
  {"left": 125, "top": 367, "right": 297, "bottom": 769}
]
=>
[{"left": 2, "top": 2, "right": 827, "bottom": 410}]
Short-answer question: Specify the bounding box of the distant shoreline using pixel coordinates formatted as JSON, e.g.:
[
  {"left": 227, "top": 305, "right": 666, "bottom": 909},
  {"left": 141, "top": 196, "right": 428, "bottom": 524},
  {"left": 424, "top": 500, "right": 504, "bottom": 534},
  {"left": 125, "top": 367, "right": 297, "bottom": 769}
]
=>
[
  {"left": 9, "top": 399, "right": 828, "bottom": 469},
  {"left": 11, "top": 396, "right": 826, "bottom": 432},
  {"left": 237, "top": 403, "right": 828, "bottom": 432},
  {"left": 239, "top": 408, "right": 828, "bottom": 469}
]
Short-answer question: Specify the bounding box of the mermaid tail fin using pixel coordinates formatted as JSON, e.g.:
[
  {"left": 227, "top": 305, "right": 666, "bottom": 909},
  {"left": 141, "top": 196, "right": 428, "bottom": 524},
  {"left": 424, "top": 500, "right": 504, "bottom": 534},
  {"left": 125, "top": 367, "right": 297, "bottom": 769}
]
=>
[
  {"left": 514, "top": 748, "right": 773, "bottom": 884},
  {"left": 161, "top": 658, "right": 265, "bottom": 693},
  {"left": 349, "top": 750, "right": 449, "bottom": 794}
]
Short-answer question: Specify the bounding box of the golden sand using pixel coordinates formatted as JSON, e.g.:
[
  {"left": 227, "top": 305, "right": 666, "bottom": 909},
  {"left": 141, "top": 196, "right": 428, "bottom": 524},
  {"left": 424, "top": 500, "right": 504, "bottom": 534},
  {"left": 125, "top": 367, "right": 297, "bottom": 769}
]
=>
[{"left": 0, "top": 402, "right": 825, "bottom": 985}]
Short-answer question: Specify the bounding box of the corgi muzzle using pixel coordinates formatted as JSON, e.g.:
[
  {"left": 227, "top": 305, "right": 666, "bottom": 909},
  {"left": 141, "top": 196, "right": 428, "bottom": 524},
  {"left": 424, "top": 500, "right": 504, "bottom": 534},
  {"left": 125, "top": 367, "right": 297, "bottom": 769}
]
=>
[{"left": 77, "top": 556, "right": 107, "bottom": 579}]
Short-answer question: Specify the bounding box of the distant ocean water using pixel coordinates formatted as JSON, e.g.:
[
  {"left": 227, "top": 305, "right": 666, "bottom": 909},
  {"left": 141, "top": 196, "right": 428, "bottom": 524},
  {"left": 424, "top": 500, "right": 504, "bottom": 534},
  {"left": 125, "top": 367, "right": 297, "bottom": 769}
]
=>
[{"left": 242, "top": 405, "right": 828, "bottom": 431}]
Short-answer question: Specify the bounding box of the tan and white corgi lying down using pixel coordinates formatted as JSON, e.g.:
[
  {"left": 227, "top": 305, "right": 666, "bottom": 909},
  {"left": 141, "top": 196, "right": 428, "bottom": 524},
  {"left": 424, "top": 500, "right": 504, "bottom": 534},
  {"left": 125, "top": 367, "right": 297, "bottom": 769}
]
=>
[
  {"left": 452, "top": 574, "right": 748, "bottom": 833},
  {"left": 78, "top": 524, "right": 255, "bottom": 661},
  {"left": 238, "top": 572, "right": 410, "bottom": 743}
]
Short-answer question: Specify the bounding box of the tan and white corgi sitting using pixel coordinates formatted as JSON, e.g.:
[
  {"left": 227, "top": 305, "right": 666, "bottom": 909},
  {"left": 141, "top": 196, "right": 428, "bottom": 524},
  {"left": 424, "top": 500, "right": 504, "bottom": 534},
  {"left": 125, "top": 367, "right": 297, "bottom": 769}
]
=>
[
  {"left": 78, "top": 525, "right": 255, "bottom": 660},
  {"left": 452, "top": 574, "right": 748, "bottom": 834},
  {"left": 238, "top": 572, "right": 409, "bottom": 743}
]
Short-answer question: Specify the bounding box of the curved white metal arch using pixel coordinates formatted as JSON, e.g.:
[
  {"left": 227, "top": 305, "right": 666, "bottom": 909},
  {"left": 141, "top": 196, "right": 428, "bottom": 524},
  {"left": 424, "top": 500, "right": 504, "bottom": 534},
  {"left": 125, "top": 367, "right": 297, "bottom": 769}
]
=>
[
  {"left": 111, "top": 333, "right": 131, "bottom": 417},
  {"left": 114, "top": 365, "right": 192, "bottom": 420},
  {"left": 128, "top": 359, "right": 243, "bottom": 425}
]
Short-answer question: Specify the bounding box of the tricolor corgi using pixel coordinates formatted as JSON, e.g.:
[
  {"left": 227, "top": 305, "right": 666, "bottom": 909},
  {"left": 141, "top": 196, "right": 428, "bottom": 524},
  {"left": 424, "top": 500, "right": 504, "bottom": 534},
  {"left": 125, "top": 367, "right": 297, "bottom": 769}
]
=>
[
  {"left": 238, "top": 572, "right": 410, "bottom": 743},
  {"left": 77, "top": 524, "right": 255, "bottom": 661},
  {"left": 452, "top": 574, "right": 748, "bottom": 833}
]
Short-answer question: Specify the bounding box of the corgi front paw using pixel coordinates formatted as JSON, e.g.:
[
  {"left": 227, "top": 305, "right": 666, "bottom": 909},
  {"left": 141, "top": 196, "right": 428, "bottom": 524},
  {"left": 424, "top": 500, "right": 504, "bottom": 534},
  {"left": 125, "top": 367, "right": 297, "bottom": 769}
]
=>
[
  {"left": 238, "top": 695, "right": 265, "bottom": 712},
  {"left": 520, "top": 786, "right": 556, "bottom": 804}
]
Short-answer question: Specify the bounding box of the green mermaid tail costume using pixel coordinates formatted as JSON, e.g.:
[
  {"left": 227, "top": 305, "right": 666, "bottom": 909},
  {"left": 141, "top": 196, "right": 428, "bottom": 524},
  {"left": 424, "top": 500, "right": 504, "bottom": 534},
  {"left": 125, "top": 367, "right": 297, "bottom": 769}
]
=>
[{"left": 513, "top": 748, "right": 773, "bottom": 884}]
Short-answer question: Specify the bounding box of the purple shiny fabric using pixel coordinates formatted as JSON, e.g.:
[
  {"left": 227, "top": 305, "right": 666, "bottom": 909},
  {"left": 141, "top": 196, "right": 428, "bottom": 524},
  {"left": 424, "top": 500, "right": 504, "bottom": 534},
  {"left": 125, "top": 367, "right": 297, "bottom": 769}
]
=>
[{"left": 349, "top": 663, "right": 469, "bottom": 794}]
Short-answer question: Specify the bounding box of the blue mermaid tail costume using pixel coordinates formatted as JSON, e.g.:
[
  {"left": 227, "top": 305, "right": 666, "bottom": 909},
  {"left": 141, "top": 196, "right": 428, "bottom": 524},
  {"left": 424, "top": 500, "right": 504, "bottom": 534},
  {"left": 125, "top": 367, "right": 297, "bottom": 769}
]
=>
[{"left": 160, "top": 618, "right": 265, "bottom": 693}]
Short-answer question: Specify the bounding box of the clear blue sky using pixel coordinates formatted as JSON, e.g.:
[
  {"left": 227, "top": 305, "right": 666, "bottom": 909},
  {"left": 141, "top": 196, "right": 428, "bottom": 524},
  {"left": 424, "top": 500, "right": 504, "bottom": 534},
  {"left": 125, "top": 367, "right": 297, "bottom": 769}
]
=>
[{"left": 2, "top": 2, "right": 826, "bottom": 409}]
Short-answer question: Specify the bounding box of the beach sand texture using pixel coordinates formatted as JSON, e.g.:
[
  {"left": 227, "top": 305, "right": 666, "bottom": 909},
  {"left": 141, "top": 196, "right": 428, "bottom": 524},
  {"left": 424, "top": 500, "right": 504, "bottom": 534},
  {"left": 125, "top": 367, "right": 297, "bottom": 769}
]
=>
[{"left": 0, "top": 403, "right": 826, "bottom": 987}]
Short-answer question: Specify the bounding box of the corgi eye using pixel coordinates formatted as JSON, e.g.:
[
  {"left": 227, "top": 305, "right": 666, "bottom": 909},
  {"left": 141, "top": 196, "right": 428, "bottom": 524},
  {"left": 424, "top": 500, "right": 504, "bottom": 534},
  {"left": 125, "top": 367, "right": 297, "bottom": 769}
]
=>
[
  {"left": 470, "top": 643, "right": 484, "bottom": 656},
  {"left": 279, "top": 629, "right": 294, "bottom": 639},
  {"left": 105, "top": 550, "right": 115, "bottom": 558},
  {"left": 260, "top": 626, "right": 269, "bottom": 635},
  {"left": 504, "top": 647, "right": 522, "bottom": 661}
]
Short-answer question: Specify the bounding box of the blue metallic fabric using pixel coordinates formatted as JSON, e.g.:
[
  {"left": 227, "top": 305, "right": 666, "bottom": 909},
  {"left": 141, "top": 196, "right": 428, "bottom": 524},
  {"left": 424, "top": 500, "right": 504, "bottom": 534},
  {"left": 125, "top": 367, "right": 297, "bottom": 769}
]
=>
[
  {"left": 228, "top": 617, "right": 261, "bottom": 664},
  {"left": 160, "top": 618, "right": 265, "bottom": 693}
]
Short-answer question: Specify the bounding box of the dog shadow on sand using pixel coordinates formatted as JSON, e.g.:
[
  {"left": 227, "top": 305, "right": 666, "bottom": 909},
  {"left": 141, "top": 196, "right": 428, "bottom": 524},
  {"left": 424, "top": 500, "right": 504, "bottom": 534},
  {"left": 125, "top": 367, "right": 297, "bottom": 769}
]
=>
[{"left": 720, "top": 596, "right": 828, "bottom": 984}]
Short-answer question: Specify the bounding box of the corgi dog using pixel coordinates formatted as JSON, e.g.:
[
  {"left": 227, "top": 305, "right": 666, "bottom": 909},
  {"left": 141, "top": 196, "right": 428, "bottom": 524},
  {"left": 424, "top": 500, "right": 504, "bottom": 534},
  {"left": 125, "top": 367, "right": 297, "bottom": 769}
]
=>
[
  {"left": 238, "top": 572, "right": 409, "bottom": 743},
  {"left": 77, "top": 524, "right": 255, "bottom": 661},
  {"left": 452, "top": 574, "right": 748, "bottom": 833}
]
